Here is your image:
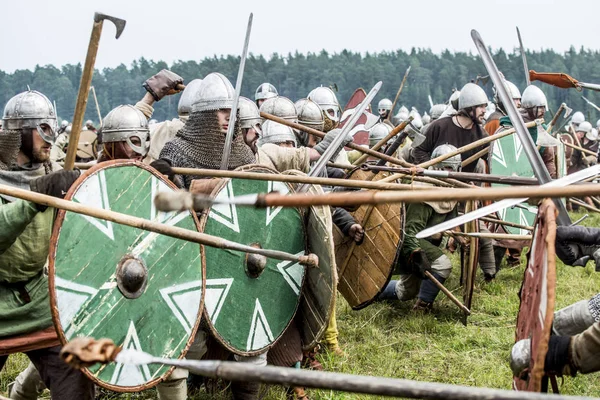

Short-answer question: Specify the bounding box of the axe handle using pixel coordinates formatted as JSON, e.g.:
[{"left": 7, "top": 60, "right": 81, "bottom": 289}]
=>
[
  {"left": 423, "top": 271, "right": 470, "bottom": 315},
  {"left": 65, "top": 19, "right": 104, "bottom": 170},
  {"left": 546, "top": 104, "right": 566, "bottom": 133},
  {"left": 352, "top": 117, "right": 413, "bottom": 166}
]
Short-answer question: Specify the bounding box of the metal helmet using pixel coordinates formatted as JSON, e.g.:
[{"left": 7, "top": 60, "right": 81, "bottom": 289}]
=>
[
  {"left": 429, "top": 104, "right": 447, "bottom": 120},
  {"left": 368, "top": 122, "right": 392, "bottom": 148},
  {"left": 3, "top": 90, "right": 57, "bottom": 143},
  {"left": 258, "top": 120, "right": 297, "bottom": 147},
  {"left": 85, "top": 120, "right": 94, "bottom": 127},
  {"left": 493, "top": 80, "right": 521, "bottom": 104},
  {"left": 449, "top": 90, "right": 461, "bottom": 110},
  {"left": 60, "top": 120, "right": 69, "bottom": 128},
  {"left": 587, "top": 128, "right": 599, "bottom": 141},
  {"left": 259, "top": 96, "right": 298, "bottom": 124},
  {"left": 378, "top": 98, "right": 393, "bottom": 114},
  {"left": 458, "top": 83, "right": 488, "bottom": 110},
  {"left": 577, "top": 121, "right": 593, "bottom": 134},
  {"left": 308, "top": 87, "right": 341, "bottom": 122},
  {"left": 100, "top": 105, "right": 150, "bottom": 156},
  {"left": 254, "top": 83, "right": 278, "bottom": 101},
  {"left": 571, "top": 111, "right": 585, "bottom": 125},
  {"left": 192, "top": 72, "right": 234, "bottom": 112},
  {"left": 238, "top": 96, "right": 262, "bottom": 132},
  {"left": 596, "top": 119, "right": 600, "bottom": 129},
  {"left": 422, "top": 112, "right": 431, "bottom": 125},
  {"left": 430, "top": 144, "right": 461, "bottom": 172},
  {"left": 295, "top": 98, "right": 324, "bottom": 131},
  {"left": 521, "top": 85, "right": 548, "bottom": 110},
  {"left": 409, "top": 107, "right": 421, "bottom": 123},
  {"left": 177, "top": 78, "right": 203, "bottom": 116}
]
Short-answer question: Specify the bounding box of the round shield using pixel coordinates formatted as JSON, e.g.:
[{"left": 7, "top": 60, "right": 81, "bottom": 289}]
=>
[
  {"left": 460, "top": 201, "right": 479, "bottom": 318},
  {"left": 200, "top": 165, "right": 306, "bottom": 356},
  {"left": 283, "top": 170, "right": 338, "bottom": 350},
  {"left": 333, "top": 167, "right": 405, "bottom": 310},
  {"left": 513, "top": 199, "right": 557, "bottom": 392},
  {"left": 489, "top": 133, "right": 537, "bottom": 235},
  {"left": 339, "top": 88, "right": 371, "bottom": 146},
  {"left": 76, "top": 129, "right": 98, "bottom": 159},
  {"left": 49, "top": 160, "right": 205, "bottom": 392}
]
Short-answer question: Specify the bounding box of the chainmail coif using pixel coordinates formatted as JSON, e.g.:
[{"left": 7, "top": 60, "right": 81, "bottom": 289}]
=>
[
  {"left": 160, "top": 110, "right": 256, "bottom": 188},
  {"left": 0, "top": 130, "right": 22, "bottom": 171}
]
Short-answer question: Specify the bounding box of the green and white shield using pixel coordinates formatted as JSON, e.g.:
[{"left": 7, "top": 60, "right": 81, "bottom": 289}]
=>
[
  {"left": 201, "top": 167, "right": 306, "bottom": 356},
  {"left": 489, "top": 133, "right": 537, "bottom": 235},
  {"left": 49, "top": 160, "right": 204, "bottom": 392}
]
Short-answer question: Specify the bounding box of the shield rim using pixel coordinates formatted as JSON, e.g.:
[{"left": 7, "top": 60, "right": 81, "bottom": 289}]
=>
[
  {"left": 334, "top": 166, "right": 406, "bottom": 310},
  {"left": 460, "top": 201, "right": 480, "bottom": 316},
  {"left": 48, "top": 159, "right": 206, "bottom": 392},
  {"left": 199, "top": 164, "right": 307, "bottom": 356},
  {"left": 282, "top": 170, "right": 338, "bottom": 351}
]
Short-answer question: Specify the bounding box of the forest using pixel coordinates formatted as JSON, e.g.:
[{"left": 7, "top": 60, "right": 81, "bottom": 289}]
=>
[{"left": 1, "top": 46, "right": 600, "bottom": 125}]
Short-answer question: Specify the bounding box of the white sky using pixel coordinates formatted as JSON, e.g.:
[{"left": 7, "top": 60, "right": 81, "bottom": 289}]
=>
[{"left": 1, "top": 0, "right": 599, "bottom": 73}]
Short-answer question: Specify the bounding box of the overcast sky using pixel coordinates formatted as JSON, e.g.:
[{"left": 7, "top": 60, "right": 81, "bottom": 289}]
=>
[{"left": 1, "top": 0, "right": 599, "bottom": 73}]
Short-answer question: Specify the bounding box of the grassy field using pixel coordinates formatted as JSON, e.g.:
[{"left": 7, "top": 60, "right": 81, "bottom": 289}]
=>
[{"left": 2, "top": 210, "right": 600, "bottom": 399}]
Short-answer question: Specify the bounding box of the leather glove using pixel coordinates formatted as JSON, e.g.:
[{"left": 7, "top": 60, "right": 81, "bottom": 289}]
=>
[
  {"left": 409, "top": 249, "right": 432, "bottom": 279},
  {"left": 150, "top": 159, "right": 175, "bottom": 182},
  {"left": 314, "top": 128, "right": 353, "bottom": 156},
  {"left": 143, "top": 69, "right": 184, "bottom": 102},
  {"left": 30, "top": 170, "right": 81, "bottom": 211}
]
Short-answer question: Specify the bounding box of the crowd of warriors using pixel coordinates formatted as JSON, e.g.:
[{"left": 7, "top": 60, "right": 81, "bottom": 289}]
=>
[{"left": 2, "top": 68, "right": 600, "bottom": 399}]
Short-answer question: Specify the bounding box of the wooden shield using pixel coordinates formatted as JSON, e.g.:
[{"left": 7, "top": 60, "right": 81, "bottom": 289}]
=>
[
  {"left": 513, "top": 199, "right": 557, "bottom": 392},
  {"left": 460, "top": 201, "right": 480, "bottom": 317},
  {"left": 283, "top": 171, "right": 338, "bottom": 350},
  {"left": 200, "top": 165, "right": 306, "bottom": 356},
  {"left": 49, "top": 160, "right": 205, "bottom": 392},
  {"left": 339, "top": 88, "right": 371, "bottom": 146},
  {"left": 76, "top": 129, "right": 98, "bottom": 159},
  {"left": 333, "top": 168, "right": 405, "bottom": 310},
  {"left": 489, "top": 134, "right": 537, "bottom": 235}
]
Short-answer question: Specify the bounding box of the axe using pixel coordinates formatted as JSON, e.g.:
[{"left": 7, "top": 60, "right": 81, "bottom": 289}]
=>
[
  {"left": 547, "top": 102, "right": 572, "bottom": 133},
  {"left": 530, "top": 70, "right": 600, "bottom": 92},
  {"left": 64, "top": 12, "right": 126, "bottom": 170}
]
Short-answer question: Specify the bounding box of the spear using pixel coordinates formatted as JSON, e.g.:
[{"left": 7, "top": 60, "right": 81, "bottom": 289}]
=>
[
  {"left": 582, "top": 96, "right": 600, "bottom": 113},
  {"left": 352, "top": 117, "right": 414, "bottom": 165},
  {"left": 60, "top": 337, "right": 594, "bottom": 400},
  {"left": 387, "top": 65, "right": 411, "bottom": 122},
  {"left": 0, "top": 184, "right": 318, "bottom": 267}
]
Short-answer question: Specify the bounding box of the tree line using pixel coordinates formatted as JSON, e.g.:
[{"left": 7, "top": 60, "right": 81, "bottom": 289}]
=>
[{"left": 1, "top": 47, "right": 600, "bottom": 126}]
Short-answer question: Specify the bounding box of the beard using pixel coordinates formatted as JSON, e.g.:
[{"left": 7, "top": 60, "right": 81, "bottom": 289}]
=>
[
  {"left": 32, "top": 146, "right": 50, "bottom": 163},
  {"left": 323, "top": 116, "right": 339, "bottom": 133}
]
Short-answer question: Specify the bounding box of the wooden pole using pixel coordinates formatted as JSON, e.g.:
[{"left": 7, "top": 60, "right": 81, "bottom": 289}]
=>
[
  {"left": 445, "top": 231, "right": 532, "bottom": 241},
  {"left": 569, "top": 198, "right": 600, "bottom": 214},
  {"left": 462, "top": 147, "right": 489, "bottom": 169},
  {"left": 0, "top": 184, "right": 318, "bottom": 266},
  {"left": 352, "top": 117, "right": 413, "bottom": 165},
  {"left": 423, "top": 271, "right": 470, "bottom": 315},
  {"left": 387, "top": 65, "right": 412, "bottom": 122},
  {"left": 477, "top": 216, "right": 533, "bottom": 231},
  {"left": 562, "top": 140, "right": 596, "bottom": 157}
]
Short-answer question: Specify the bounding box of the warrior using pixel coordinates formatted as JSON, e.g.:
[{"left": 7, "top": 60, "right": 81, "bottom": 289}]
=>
[
  {"left": 484, "top": 79, "right": 521, "bottom": 135},
  {"left": 570, "top": 121, "right": 598, "bottom": 172},
  {"left": 490, "top": 85, "right": 556, "bottom": 270},
  {"left": 50, "top": 124, "right": 71, "bottom": 162},
  {"left": 254, "top": 82, "right": 278, "bottom": 108},
  {"left": 308, "top": 86, "right": 341, "bottom": 134},
  {"left": 294, "top": 98, "right": 325, "bottom": 148},
  {"left": 378, "top": 145, "right": 461, "bottom": 311},
  {"left": 57, "top": 120, "right": 69, "bottom": 135},
  {"left": 84, "top": 119, "right": 96, "bottom": 133},
  {"left": 0, "top": 90, "right": 94, "bottom": 399},
  {"left": 377, "top": 98, "right": 393, "bottom": 122},
  {"left": 413, "top": 83, "right": 489, "bottom": 173},
  {"left": 569, "top": 111, "right": 585, "bottom": 133}
]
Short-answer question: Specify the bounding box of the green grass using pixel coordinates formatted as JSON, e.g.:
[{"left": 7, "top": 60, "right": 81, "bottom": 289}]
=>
[{"left": 2, "top": 211, "right": 600, "bottom": 399}]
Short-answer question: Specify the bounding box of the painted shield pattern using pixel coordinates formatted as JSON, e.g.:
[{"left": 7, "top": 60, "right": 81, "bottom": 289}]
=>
[
  {"left": 201, "top": 166, "right": 306, "bottom": 356},
  {"left": 339, "top": 88, "right": 372, "bottom": 146},
  {"left": 489, "top": 132, "right": 537, "bottom": 235},
  {"left": 49, "top": 160, "right": 205, "bottom": 391},
  {"left": 513, "top": 199, "right": 557, "bottom": 392}
]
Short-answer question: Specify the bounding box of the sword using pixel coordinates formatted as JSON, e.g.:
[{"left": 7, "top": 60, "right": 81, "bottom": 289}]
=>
[
  {"left": 471, "top": 29, "right": 571, "bottom": 226},
  {"left": 298, "top": 81, "right": 382, "bottom": 193},
  {"left": 516, "top": 27, "right": 530, "bottom": 86},
  {"left": 220, "top": 13, "right": 253, "bottom": 170},
  {"left": 415, "top": 165, "right": 600, "bottom": 239}
]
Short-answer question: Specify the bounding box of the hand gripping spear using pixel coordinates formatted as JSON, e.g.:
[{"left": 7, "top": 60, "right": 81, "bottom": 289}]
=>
[
  {"left": 221, "top": 14, "right": 253, "bottom": 170},
  {"left": 64, "top": 13, "right": 126, "bottom": 170}
]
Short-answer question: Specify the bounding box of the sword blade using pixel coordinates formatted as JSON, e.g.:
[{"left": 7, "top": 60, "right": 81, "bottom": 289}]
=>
[
  {"left": 416, "top": 165, "right": 600, "bottom": 239},
  {"left": 220, "top": 13, "right": 253, "bottom": 170},
  {"left": 472, "top": 29, "right": 571, "bottom": 226},
  {"left": 516, "top": 27, "right": 530, "bottom": 86}
]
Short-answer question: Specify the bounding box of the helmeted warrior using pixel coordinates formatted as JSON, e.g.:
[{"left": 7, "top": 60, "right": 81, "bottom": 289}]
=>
[
  {"left": 294, "top": 98, "right": 325, "bottom": 147},
  {"left": 254, "top": 82, "right": 278, "bottom": 107},
  {"left": 484, "top": 79, "right": 521, "bottom": 135},
  {"left": 368, "top": 122, "right": 392, "bottom": 149},
  {"left": 0, "top": 90, "right": 94, "bottom": 399},
  {"left": 421, "top": 112, "right": 431, "bottom": 125},
  {"left": 392, "top": 105, "right": 409, "bottom": 126},
  {"left": 259, "top": 120, "right": 297, "bottom": 148},
  {"left": 259, "top": 96, "right": 298, "bottom": 125},
  {"left": 429, "top": 104, "right": 447, "bottom": 122},
  {"left": 377, "top": 98, "right": 393, "bottom": 121},
  {"left": 97, "top": 105, "right": 150, "bottom": 162},
  {"left": 570, "top": 111, "right": 585, "bottom": 132},
  {"left": 308, "top": 86, "right": 342, "bottom": 133},
  {"left": 413, "top": 83, "right": 488, "bottom": 173},
  {"left": 570, "top": 121, "right": 598, "bottom": 173},
  {"left": 378, "top": 145, "right": 462, "bottom": 311}
]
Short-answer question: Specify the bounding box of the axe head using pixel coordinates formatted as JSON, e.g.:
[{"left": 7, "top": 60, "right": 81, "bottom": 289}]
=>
[
  {"left": 94, "top": 12, "right": 127, "bottom": 39},
  {"left": 562, "top": 103, "right": 573, "bottom": 118}
]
